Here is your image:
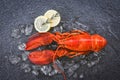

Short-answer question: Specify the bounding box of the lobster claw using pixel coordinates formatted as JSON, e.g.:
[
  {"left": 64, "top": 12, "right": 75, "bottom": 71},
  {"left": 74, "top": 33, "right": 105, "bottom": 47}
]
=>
[
  {"left": 25, "top": 32, "right": 54, "bottom": 50},
  {"left": 28, "top": 50, "right": 55, "bottom": 65}
]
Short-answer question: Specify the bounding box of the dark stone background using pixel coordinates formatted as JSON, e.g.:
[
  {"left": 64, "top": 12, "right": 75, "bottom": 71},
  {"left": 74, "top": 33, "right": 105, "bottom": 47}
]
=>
[{"left": 0, "top": 0, "right": 120, "bottom": 80}]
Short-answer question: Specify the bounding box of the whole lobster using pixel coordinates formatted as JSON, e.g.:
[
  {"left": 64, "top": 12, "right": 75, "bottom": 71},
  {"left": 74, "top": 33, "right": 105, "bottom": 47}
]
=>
[{"left": 25, "top": 30, "right": 107, "bottom": 80}]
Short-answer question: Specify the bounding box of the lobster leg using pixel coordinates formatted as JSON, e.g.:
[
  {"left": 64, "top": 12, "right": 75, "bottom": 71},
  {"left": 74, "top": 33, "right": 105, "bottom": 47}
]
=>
[
  {"left": 55, "top": 32, "right": 71, "bottom": 40},
  {"left": 54, "top": 32, "right": 80, "bottom": 43},
  {"left": 52, "top": 48, "right": 69, "bottom": 80},
  {"left": 70, "top": 30, "right": 90, "bottom": 35},
  {"left": 54, "top": 30, "right": 90, "bottom": 43},
  {"left": 66, "top": 51, "right": 88, "bottom": 58},
  {"left": 53, "top": 61, "right": 67, "bottom": 80}
]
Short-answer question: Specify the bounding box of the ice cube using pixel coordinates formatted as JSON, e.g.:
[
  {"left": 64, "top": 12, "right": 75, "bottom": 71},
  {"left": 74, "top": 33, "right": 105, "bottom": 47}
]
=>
[
  {"left": 24, "top": 67, "right": 31, "bottom": 73},
  {"left": 21, "top": 51, "right": 29, "bottom": 61},
  {"left": 67, "top": 64, "right": 80, "bottom": 77},
  {"left": 9, "top": 55, "right": 21, "bottom": 64},
  {"left": 19, "top": 24, "right": 25, "bottom": 34},
  {"left": 67, "top": 69, "right": 74, "bottom": 77},
  {"left": 79, "top": 74, "right": 84, "bottom": 78},
  {"left": 31, "top": 70, "right": 39, "bottom": 76},
  {"left": 80, "top": 60, "right": 87, "bottom": 65},
  {"left": 11, "top": 28, "right": 21, "bottom": 38},
  {"left": 25, "top": 24, "right": 33, "bottom": 35},
  {"left": 4, "top": 56, "right": 8, "bottom": 59},
  {"left": 63, "top": 60, "right": 75, "bottom": 69},
  {"left": 40, "top": 65, "right": 52, "bottom": 75},
  {"left": 48, "top": 73, "right": 52, "bottom": 76},
  {"left": 86, "top": 53, "right": 100, "bottom": 67},
  {"left": 24, "top": 51, "right": 30, "bottom": 55},
  {"left": 60, "top": 26, "right": 63, "bottom": 32},
  {"left": 54, "top": 69, "right": 58, "bottom": 73},
  {"left": 87, "top": 62, "right": 96, "bottom": 67},
  {"left": 21, "top": 53, "right": 28, "bottom": 61},
  {"left": 20, "top": 63, "right": 31, "bottom": 73},
  {"left": 48, "top": 69, "right": 58, "bottom": 76},
  {"left": 32, "top": 65, "right": 42, "bottom": 70},
  {"left": 53, "top": 60, "right": 64, "bottom": 73},
  {"left": 70, "top": 64, "right": 79, "bottom": 71},
  {"left": 18, "top": 43, "right": 26, "bottom": 51},
  {"left": 20, "top": 63, "right": 29, "bottom": 69},
  {"left": 73, "top": 73, "right": 77, "bottom": 78}
]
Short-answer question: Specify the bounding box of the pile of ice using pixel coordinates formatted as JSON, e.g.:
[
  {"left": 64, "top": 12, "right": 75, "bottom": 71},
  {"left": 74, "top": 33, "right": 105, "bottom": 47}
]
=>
[{"left": 11, "top": 24, "right": 33, "bottom": 39}]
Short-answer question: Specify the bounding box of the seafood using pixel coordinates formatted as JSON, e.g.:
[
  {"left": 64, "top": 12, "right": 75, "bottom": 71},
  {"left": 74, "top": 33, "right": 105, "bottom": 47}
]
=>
[
  {"left": 25, "top": 30, "right": 107, "bottom": 80},
  {"left": 26, "top": 30, "right": 107, "bottom": 64}
]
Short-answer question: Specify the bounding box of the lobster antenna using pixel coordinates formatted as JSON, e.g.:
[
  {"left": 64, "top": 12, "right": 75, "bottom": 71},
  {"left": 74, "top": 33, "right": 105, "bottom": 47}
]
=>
[
  {"left": 53, "top": 46, "right": 67, "bottom": 80},
  {"left": 53, "top": 46, "right": 61, "bottom": 62},
  {"left": 53, "top": 61, "right": 67, "bottom": 80}
]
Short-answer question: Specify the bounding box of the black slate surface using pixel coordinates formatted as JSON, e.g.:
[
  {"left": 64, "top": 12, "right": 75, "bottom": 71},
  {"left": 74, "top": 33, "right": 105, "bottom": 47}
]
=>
[{"left": 0, "top": 0, "right": 120, "bottom": 80}]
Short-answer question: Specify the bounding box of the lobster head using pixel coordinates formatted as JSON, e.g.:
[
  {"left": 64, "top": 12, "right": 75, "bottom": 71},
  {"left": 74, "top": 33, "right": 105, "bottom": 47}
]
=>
[{"left": 91, "top": 34, "right": 107, "bottom": 52}]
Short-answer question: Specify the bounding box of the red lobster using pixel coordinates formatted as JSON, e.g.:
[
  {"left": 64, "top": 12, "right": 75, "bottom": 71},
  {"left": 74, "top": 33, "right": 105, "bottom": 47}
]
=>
[{"left": 25, "top": 30, "right": 107, "bottom": 80}]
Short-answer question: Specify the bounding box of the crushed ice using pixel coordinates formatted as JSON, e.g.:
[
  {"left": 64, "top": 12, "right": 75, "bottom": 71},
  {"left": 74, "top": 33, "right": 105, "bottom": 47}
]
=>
[
  {"left": 17, "top": 43, "right": 26, "bottom": 51},
  {"left": 21, "top": 51, "right": 29, "bottom": 61},
  {"left": 9, "top": 55, "right": 21, "bottom": 64},
  {"left": 73, "top": 73, "right": 77, "bottom": 78},
  {"left": 53, "top": 60, "right": 64, "bottom": 73},
  {"left": 48, "top": 69, "right": 58, "bottom": 76},
  {"left": 79, "top": 73, "right": 84, "bottom": 78},
  {"left": 19, "top": 24, "right": 25, "bottom": 34},
  {"left": 25, "top": 24, "right": 33, "bottom": 35},
  {"left": 32, "top": 65, "right": 42, "bottom": 70},
  {"left": 66, "top": 64, "right": 80, "bottom": 77},
  {"left": 11, "top": 28, "right": 21, "bottom": 38},
  {"left": 31, "top": 70, "right": 39, "bottom": 76},
  {"left": 40, "top": 65, "right": 52, "bottom": 75},
  {"left": 20, "top": 63, "right": 31, "bottom": 73}
]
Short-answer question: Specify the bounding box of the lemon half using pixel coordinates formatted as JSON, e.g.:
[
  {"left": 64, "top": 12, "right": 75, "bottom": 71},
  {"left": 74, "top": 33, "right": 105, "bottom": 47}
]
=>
[
  {"left": 34, "top": 16, "right": 51, "bottom": 32},
  {"left": 44, "top": 10, "right": 61, "bottom": 27}
]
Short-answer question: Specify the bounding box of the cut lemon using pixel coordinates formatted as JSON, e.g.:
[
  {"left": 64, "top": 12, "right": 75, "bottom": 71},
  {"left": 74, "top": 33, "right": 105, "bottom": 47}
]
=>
[
  {"left": 34, "top": 16, "right": 51, "bottom": 32},
  {"left": 44, "top": 10, "right": 61, "bottom": 27}
]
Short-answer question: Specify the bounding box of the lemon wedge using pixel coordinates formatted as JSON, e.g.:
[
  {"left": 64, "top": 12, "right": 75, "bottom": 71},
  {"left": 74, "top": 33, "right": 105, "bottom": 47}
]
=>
[
  {"left": 44, "top": 10, "right": 61, "bottom": 27},
  {"left": 34, "top": 16, "right": 51, "bottom": 32}
]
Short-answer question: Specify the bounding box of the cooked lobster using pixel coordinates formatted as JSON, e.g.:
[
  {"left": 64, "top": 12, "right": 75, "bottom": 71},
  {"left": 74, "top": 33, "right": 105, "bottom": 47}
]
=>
[{"left": 25, "top": 30, "right": 107, "bottom": 80}]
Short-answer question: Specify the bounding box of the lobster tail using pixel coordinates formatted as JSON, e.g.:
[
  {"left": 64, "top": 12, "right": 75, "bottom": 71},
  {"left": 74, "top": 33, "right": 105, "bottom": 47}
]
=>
[{"left": 91, "top": 34, "right": 107, "bottom": 52}]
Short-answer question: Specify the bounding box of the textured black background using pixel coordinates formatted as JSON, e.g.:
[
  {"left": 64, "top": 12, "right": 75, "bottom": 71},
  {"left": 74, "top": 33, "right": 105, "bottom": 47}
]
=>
[{"left": 0, "top": 0, "right": 120, "bottom": 80}]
